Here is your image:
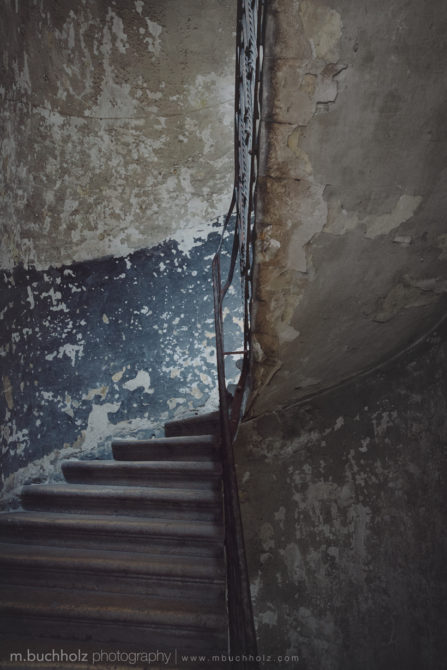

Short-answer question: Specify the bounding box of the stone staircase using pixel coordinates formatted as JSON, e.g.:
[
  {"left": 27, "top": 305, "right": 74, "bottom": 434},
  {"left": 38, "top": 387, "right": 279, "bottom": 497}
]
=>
[{"left": 0, "top": 412, "right": 229, "bottom": 669}]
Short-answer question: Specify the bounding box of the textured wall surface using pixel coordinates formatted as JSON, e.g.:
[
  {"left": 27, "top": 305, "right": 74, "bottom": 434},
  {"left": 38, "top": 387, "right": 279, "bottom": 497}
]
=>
[
  {"left": 0, "top": 0, "right": 237, "bottom": 502},
  {"left": 250, "top": 0, "right": 447, "bottom": 416},
  {"left": 238, "top": 2, "right": 447, "bottom": 665},
  {"left": 0, "top": 0, "right": 235, "bottom": 270},
  {"left": 1, "top": 232, "right": 244, "bottom": 505},
  {"left": 236, "top": 319, "right": 447, "bottom": 669}
]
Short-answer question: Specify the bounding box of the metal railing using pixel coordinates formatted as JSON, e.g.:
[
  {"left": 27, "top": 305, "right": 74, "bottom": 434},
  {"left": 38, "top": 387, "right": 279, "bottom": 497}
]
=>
[{"left": 212, "top": 0, "right": 265, "bottom": 662}]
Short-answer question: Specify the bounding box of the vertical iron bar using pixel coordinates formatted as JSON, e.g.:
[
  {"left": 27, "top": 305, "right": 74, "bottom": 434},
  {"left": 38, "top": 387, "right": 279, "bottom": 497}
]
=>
[
  {"left": 212, "top": 0, "right": 265, "bottom": 666},
  {"left": 213, "top": 256, "right": 257, "bottom": 664}
]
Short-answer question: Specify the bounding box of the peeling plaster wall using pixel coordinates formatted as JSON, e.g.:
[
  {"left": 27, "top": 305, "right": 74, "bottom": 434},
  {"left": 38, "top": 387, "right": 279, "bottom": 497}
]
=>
[
  {"left": 250, "top": 0, "right": 447, "bottom": 415},
  {"left": 1, "top": 233, "right": 243, "bottom": 505},
  {"left": 0, "top": 0, "right": 235, "bottom": 269},
  {"left": 236, "top": 320, "right": 447, "bottom": 669},
  {"left": 0, "top": 0, "right": 238, "bottom": 502}
]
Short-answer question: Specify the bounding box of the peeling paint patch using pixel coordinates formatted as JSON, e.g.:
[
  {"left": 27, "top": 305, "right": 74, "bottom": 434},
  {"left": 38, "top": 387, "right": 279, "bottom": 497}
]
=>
[
  {"left": 112, "top": 367, "right": 126, "bottom": 383},
  {"left": 144, "top": 19, "right": 162, "bottom": 56},
  {"left": 374, "top": 282, "right": 438, "bottom": 322},
  {"left": 324, "top": 193, "right": 422, "bottom": 239},
  {"left": 260, "top": 522, "right": 275, "bottom": 551},
  {"left": 1, "top": 231, "right": 242, "bottom": 493},
  {"left": 364, "top": 195, "right": 422, "bottom": 239},
  {"left": 258, "top": 608, "right": 278, "bottom": 627},
  {"left": 334, "top": 416, "right": 344, "bottom": 431},
  {"left": 0, "top": 1, "right": 235, "bottom": 271},
  {"left": 299, "top": 1, "right": 343, "bottom": 62},
  {"left": 123, "top": 370, "right": 154, "bottom": 395},
  {"left": 167, "top": 397, "right": 185, "bottom": 410}
]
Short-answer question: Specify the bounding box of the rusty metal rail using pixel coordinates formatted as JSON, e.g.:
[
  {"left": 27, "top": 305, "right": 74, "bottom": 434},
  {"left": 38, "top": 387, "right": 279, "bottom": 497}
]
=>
[{"left": 212, "top": 0, "right": 265, "bottom": 663}]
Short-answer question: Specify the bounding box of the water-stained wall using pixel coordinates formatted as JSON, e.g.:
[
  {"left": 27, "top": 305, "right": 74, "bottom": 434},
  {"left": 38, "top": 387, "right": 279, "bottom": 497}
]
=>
[
  {"left": 0, "top": 0, "right": 238, "bottom": 503},
  {"left": 237, "top": 319, "right": 447, "bottom": 669},
  {"left": 250, "top": 0, "right": 447, "bottom": 415},
  {"left": 0, "top": 0, "right": 235, "bottom": 269},
  {"left": 238, "top": 1, "right": 447, "bottom": 664}
]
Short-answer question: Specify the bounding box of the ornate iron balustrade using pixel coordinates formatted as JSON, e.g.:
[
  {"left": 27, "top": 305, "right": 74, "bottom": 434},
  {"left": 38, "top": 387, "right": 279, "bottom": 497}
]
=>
[{"left": 212, "top": 0, "right": 265, "bottom": 663}]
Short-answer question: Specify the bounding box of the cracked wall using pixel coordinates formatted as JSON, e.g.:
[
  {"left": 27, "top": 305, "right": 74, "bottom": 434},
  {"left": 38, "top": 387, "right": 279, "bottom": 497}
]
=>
[
  {"left": 250, "top": 0, "right": 447, "bottom": 416},
  {"left": 0, "top": 0, "right": 235, "bottom": 269},
  {"left": 0, "top": 0, "right": 238, "bottom": 502},
  {"left": 238, "top": 1, "right": 447, "bottom": 666},
  {"left": 236, "top": 319, "right": 447, "bottom": 669}
]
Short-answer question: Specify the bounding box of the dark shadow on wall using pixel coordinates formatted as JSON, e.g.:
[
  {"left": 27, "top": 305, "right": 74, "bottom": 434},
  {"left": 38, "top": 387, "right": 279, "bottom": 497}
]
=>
[{"left": 236, "top": 316, "right": 447, "bottom": 670}]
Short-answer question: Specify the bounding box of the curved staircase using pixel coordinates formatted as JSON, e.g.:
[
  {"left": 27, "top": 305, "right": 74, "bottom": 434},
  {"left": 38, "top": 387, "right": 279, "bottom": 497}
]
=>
[{"left": 0, "top": 412, "right": 229, "bottom": 669}]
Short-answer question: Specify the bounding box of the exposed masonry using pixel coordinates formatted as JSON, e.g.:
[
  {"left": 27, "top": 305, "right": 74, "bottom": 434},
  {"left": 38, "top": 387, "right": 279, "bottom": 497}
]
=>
[
  {"left": 250, "top": 0, "right": 447, "bottom": 416},
  {"left": 1, "top": 231, "right": 243, "bottom": 507}
]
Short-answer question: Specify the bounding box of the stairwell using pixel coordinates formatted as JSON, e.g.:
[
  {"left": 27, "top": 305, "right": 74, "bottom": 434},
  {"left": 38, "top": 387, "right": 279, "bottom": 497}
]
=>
[{"left": 0, "top": 411, "right": 231, "bottom": 669}]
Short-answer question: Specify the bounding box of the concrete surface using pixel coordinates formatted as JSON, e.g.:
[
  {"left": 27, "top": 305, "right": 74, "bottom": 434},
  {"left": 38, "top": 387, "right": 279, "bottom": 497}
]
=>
[
  {"left": 250, "top": 0, "right": 447, "bottom": 416},
  {"left": 237, "top": 317, "right": 447, "bottom": 669}
]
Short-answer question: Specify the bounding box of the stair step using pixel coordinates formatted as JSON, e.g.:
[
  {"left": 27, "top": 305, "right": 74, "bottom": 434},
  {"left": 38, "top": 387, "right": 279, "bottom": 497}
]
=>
[
  {"left": 62, "top": 459, "right": 222, "bottom": 489},
  {"left": 165, "top": 411, "right": 220, "bottom": 437},
  {"left": 0, "top": 542, "right": 225, "bottom": 601},
  {"left": 0, "top": 511, "right": 223, "bottom": 557},
  {"left": 112, "top": 434, "right": 219, "bottom": 462},
  {"left": 0, "top": 585, "right": 228, "bottom": 652},
  {"left": 21, "top": 484, "right": 222, "bottom": 522}
]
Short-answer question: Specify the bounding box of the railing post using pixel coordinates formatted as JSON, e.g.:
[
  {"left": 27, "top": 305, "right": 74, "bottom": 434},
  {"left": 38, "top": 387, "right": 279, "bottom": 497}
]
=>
[
  {"left": 212, "top": 1, "right": 265, "bottom": 666},
  {"left": 213, "top": 256, "right": 258, "bottom": 667}
]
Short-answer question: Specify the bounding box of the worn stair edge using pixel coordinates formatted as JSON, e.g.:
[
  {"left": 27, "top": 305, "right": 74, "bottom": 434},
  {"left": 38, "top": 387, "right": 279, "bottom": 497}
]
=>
[
  {"left": 62, "top": 459, "right": 222, "bottom": 489},
  {"left": 112, "top": 434, "right": 219, "bottom": 462},
  {"left": 21, "top": 483, "right": 222, "bottom": 521},
  {"left": 0, "top": 542, "right": 225, "bottom": 584},
  {"left": 164, "top": 411, "right": 220, "bottom": 437},
  {"left": 0, "top": 511, "right": 224, "bottom": 557},
  {"left": 0, "top": 586, "right": 228, "bottom": 652},
  {"left": 0, "top": 584, "right": 227, "bottom": 629},
  {"left": 1, "top": 571, "right": 225, "bottom": 602}
]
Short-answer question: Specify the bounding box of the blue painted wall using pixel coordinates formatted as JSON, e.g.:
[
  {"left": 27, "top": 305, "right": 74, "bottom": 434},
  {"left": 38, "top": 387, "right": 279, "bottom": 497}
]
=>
[{"left": 1, "top": 223, "right": 242, "bottom": 501}]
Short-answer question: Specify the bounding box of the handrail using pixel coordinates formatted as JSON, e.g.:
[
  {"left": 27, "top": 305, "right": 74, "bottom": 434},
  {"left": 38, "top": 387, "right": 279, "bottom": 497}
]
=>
[{"left": 212, "top": 0, "right": 265, "bottom": 664}]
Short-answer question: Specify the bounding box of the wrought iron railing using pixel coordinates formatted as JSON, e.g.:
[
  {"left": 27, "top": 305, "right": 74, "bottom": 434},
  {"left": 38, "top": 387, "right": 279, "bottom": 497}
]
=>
[{"left": 212, "top": 0, "right": 265, "bottom": 663}]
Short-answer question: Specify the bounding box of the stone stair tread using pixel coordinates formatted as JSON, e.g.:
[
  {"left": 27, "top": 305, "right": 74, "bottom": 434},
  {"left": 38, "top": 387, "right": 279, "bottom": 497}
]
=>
[
  {"left": 22, "top": 483, "right": 220, "bottom": 504},
  {"left": 62, "top": 459, "right": 221, "bottom": 473},
  {"left": 62, "top": 459, "right": 222, "bottom": 485},
  {"left": 112, "top": 435, "right": 219, "bottom": 462},
  {"left": 164, "top": 411, "right": 220, "bottom": 437},
  {"left": 0, "top": 584, "right": 227, "bottom": 630},
  {"left": 112, "top": 435, "right": 216, "bottom": 446},
  {"left": 0, "top": 413, "right": 230, "bottom": 656},
  {"left": 0, "top": 542, "right": 225, "bottom": 582},
  {"left": 21, "top": 484, "right": 222, "bottom": 522},
  {"left": 0, "top": 510, "right": 223, "bottom": 541}
]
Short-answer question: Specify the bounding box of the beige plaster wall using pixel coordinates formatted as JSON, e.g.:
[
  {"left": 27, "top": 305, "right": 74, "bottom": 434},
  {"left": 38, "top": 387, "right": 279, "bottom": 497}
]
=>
[
  {"left": 249, "top": 0, "right": 447, "bottom": 416},
  {"left": 0, "top": 0, "right": 235, "bottom": 270}
]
